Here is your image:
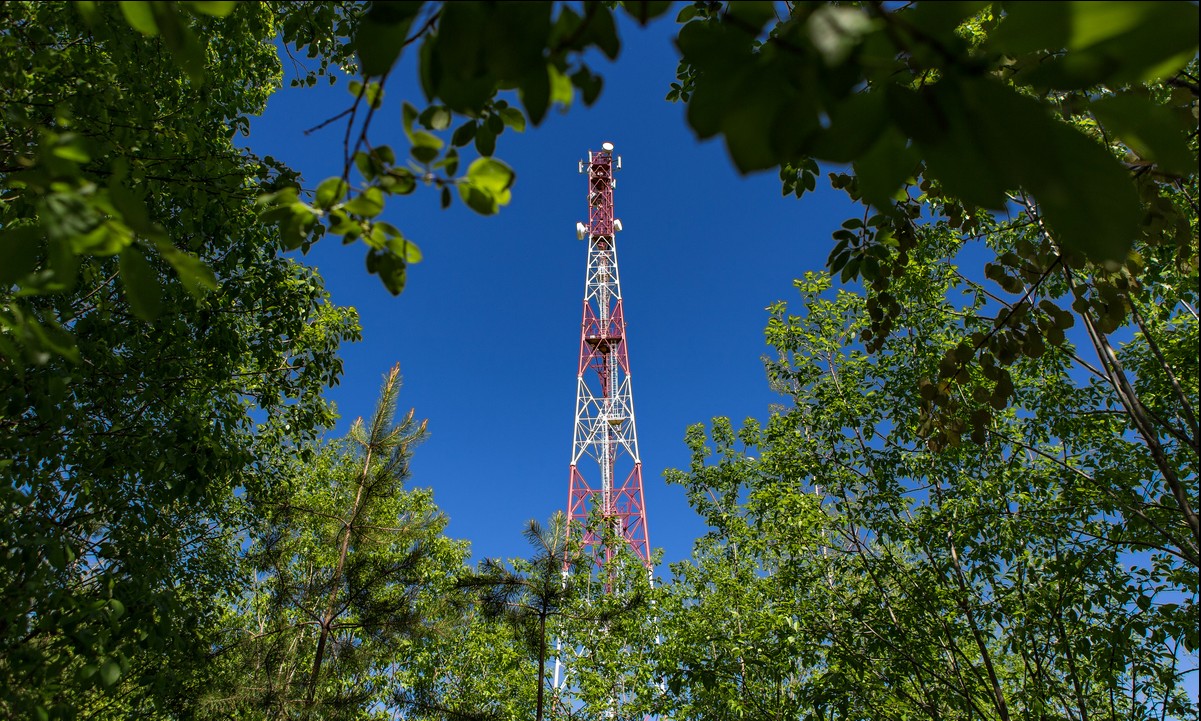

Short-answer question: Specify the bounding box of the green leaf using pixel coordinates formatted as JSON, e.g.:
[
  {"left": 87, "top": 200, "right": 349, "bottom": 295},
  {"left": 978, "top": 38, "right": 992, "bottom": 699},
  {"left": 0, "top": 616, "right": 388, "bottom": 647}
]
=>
[
  {"left": 98, "top": 661, "right": 121, "bottom": 687},
  {"left": 814, "top": 90, "right": 889, "bottom": 164},
  {"left": 183, "top": 1, "right": 237, "bottom": 16},
  {"left": 51, "top": 137, "right": 90, "bottom": 163},
  {"left": 466, "top": 157, "right": 515, "bottom": 199},
  {"left": 315, "top": 177, "right": 350, "bottom": 209},
  {"left": 853, "top": 128, "right": 918, "bottom": 210},
  {"left": 451, "top": 120, "right": 477, "bottom": 147},
  {"left": 900, "top": 2, "right": 989, "bottom": 39},
  {"left": 433, "top": 147, "right": 459, "bottom": 176},
  {"left": 411, "top": 130, "right": 443, "bottom": 151},
  {"left": 356, "top": 2, "right": 422, "bottom": 76},
  {"left": 73, "top": 222, "right": 134, "bottom": 257},
  {"left": 401, "top": 101, "right": 418, "bottom": 134},
  {"left": 151, "top": 2, "right": 206, "bottom": 84},
  {"left": 458, "top": 157, "right": 515, "bottom": 216},
  {"left": 363, "top": 81, "right": 383, "bottom": 109},
  {"left": 155, "top": 241, "right": 218, "bottom": 297},
  {"left": 716, "top": 66, "right": 791, "bottom": 173},
  {"left": 388, "top": 236, "right": 423, "bottom": 264},
  {"left": 420, "top": 105, "right": 453, "bottom": 131},
  {"left": 482, "top": 2, "right": 552, "bottom": 81},
  {"left": 474, "top": 124, "right": 496, "bottom": 157},
  {"left": 365, "top": 247, "right": 408, "bottom": 294},
  {"left": 587, "top": 6, "right": 621, "bottom": 59},
  {"left": 519, "top": 64, "right": 551, "bottom": 125},
  {"left": 119, "top": 246, "right": 161, "bottom": 321},
  {"left": 620, "top": 0, "right": 672, "bottom": 26},
  {"left": 410, "top": 129, "right": 443, "bottom": 163},
  {"left": 807, "top": 5, "right": 877, "bottom": 66},
  {"left": 354, "top": 150, "right": 378, "bottom": 180},
  {"left": 0, "top": 226, "right": 42, "bottom": 285},
  {"left": 950, "top": 79, "right": 1140, "bottom": 263},
  {"left": 374, "top": 145, "right": 396, "bottom": 165},
  {"left": 73, "top": 1, "right": 98, "bottom": 24},
  {"left": 1091, "top": 93, "right": 1194, "bottom": 176},
  {"left": 570, "top": 66, "right": 604, "bottom": 105},
  {"left": 1026, "top": 128, "right": 1141, "bottom": 264},
  {"left": 344, "top": 187, "right": 385, "bottom": 217},
  {"left": 428, "top": 2, "right": 517, "bottom": 113},
  {"left": 724, "top": 1, "right": 775, "bottom": 33},
  {"left": 118, "top": 1, "right": 158, "bottom": 35},
  {"left": 380, "top": 168, "right": 417, "bottom": 195},
  {"left": 498, "top": 106, "right": 526, "bottom": 132},
  {"left": 996, "top": 2, "right": 1200, "bottom": 89},
  {"left": 549, "top": 64, "right": 573, "bottom": 108},
  {"left": 108, "top": 181, "right": 158, "bottom": 237},
  {"left": 910, "top": 79, "right": 1021, "bottom": 209}
]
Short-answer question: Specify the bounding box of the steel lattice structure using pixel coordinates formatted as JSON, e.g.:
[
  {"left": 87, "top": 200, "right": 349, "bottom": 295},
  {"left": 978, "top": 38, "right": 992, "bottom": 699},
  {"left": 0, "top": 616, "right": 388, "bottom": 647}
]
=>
[{"left": 566, "top": 141, "right": 651, "bottom": 570}]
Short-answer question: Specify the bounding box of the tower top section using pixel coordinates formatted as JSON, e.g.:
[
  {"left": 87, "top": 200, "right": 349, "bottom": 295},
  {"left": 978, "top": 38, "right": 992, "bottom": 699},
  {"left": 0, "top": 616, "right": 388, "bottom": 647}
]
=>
[{"left": 575, "top": 142, "right": 624, "bottom": 241}]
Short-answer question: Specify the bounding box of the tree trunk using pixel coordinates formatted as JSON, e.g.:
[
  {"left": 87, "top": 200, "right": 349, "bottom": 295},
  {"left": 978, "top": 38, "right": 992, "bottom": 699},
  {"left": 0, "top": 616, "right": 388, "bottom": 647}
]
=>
[
  {"left": 305, "top": 445, "right": 373, "bottom": 706},
  {"left": 537, "top": 613, "right": 547, "bottom": 721}
]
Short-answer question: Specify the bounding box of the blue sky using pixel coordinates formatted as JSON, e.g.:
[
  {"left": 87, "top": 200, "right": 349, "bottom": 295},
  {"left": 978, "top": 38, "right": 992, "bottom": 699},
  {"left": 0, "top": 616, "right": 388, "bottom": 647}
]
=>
[{"left": 249, "top": 12, "right": 858, "bottom": 568}]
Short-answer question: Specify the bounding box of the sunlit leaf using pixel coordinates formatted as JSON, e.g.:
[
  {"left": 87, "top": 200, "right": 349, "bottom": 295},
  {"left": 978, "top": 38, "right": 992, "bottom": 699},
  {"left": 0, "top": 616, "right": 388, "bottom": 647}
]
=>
[{"left": 118, "top": 1, "right": 158, "bottom": 35}]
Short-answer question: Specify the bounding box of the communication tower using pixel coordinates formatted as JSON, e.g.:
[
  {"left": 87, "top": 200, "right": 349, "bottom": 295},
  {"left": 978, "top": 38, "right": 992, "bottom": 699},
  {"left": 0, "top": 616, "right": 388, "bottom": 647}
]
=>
[{"left": 565, "top": 141, "right": 650, "bottom": 570}]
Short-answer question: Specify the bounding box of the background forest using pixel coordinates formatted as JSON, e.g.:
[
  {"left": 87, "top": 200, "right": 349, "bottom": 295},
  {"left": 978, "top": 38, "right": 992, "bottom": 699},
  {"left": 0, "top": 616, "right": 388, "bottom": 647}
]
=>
[{"left": 0, "top": 1, "right": 1197, "bottom": 720}]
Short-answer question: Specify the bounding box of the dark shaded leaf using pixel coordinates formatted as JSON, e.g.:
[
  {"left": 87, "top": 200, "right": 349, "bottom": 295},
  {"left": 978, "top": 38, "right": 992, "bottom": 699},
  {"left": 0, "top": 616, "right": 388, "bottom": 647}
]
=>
[
  {"left": 519, "top": 63, "right": 551, "bottom": 125},
  {"left": 1091, "top": 93, "right": 1195, "bottom": 176},
  {"left": 0, "top": 226, "right": 43, "bottom": 285},
  {"left": 621, "top": 0, "right": 672, "bottom": 26},
  {"left": 119, "top": 246, "right": 161, "bottom": 321},
  {"left": 814, "top": 90, "right": 889, "bottom": 163},
  {"left": 356, "top": 2, "right": 422, "bottom": 76}
]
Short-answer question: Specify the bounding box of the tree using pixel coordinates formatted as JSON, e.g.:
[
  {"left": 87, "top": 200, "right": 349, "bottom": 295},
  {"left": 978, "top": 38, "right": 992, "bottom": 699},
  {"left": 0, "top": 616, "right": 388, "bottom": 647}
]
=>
[
  {"left": 393, "top": 603, "right": 538, "bottom": 721},
  {"left": 263, "top": 1, "right": 1195, "bottom": 292},
  {"left": 206, "top": 366, "right": 466, "bottom": 719},
  {"left": 456, "top": 513, "right": 656, "bottom": 721},
  {"left": 670, "top": 2, "right": 1195, "bottom": 258},
  {"left": 1, "top": 3, "right": 358, "bottom": 716},
  {"left": 660, "top": 216, "right": 1196, "bottom": 719},
  {"left": 9, "top": 2, "right": 1195, "bottom": 319},
  {"left": 462, "top": 513, "right": 580, "bottom": 721},
  {"left": 4, "top": 2, "right": 1195, "bottom": 715}
]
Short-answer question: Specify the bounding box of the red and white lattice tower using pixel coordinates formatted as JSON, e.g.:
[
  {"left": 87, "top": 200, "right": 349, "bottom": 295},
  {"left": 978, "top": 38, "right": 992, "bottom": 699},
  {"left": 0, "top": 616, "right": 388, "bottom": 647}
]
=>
[{"left": 566, "top": 141, "right": 651, "bottom": 571}]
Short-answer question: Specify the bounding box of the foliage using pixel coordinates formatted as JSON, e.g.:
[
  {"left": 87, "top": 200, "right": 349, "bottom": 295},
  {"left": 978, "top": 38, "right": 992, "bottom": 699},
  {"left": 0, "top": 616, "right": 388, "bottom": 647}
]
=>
[
  {"left": 672, "top": 4, "right": 1200, "bottom": 465},
  {"left": 670, "top": 2, "right": 1196, "bottom": 263},
  {"left": 3, "top": 3, "right": 1196, "bottom": 718},
  {"left": 256, "top": 0, "right": 675, "bottom": 295},
  {"left": 553, "top": 550, "right": 662, "bottom": 721},
  {"left": 661, "top": 221, "right": 1196, "bottom": 719},
  {"left": 0, "top": 2, "right": 359, "bottom": 717},
  {"left": 395, "top": 603, "right": 537, "bottom": 721},
  {"left": 205, "top": 366, "right": 466, "bottom": 719},
  {"left": 459, "top": 514, "right": 577, "bottom": 721},
  {"left": 257, "top": 0, "right": 1196, "bottom": 298},
  {"left": 434, "top": 514, "right": 658, "bottom": 721},
  {"left": 4, "top": 2, "right": 1198, "bottom": 306}
]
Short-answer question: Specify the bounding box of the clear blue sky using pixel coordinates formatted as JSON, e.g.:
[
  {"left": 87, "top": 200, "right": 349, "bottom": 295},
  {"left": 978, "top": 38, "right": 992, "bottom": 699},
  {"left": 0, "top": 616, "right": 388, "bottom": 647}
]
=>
[{"left": 248, "top": 12, "right": 857, "bottom": 568}]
